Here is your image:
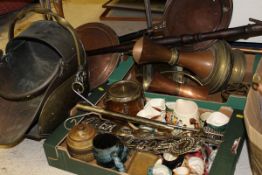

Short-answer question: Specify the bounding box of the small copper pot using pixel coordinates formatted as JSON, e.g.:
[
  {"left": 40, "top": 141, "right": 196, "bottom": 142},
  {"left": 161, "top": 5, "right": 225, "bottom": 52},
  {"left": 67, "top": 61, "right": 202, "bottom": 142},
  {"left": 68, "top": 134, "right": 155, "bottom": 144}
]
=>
[
  {"left": 104, "top": 80, "right": 145, "bottom": 117},
  {"left": 66, "top": 123, "right": 96, "bottom": 162}
]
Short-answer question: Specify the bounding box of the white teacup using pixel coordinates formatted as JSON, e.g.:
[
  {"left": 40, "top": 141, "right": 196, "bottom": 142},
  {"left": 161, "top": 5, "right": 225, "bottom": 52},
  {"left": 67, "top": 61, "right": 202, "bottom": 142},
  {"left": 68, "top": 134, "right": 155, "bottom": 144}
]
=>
[
  {"left": 187, "top": 157, "right": 205, "bottom": 175},
  {"left": 173, "top": 99, "right": 199, "bottom": 128},
  {"left": 173, "top": 166, "right": 190, "bottom": 175}
]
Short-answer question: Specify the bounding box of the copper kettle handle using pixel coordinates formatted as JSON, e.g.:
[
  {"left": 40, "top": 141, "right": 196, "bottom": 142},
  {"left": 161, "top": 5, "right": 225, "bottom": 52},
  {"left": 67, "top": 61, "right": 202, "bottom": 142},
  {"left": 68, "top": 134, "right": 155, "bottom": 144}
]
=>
[{"left": 8, "top": 7, "right": 87, "bottom": 93}]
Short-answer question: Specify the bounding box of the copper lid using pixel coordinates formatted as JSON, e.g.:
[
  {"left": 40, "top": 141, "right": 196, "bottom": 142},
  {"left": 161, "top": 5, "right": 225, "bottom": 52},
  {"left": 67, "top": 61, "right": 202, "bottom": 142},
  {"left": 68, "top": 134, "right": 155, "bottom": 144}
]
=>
[
  {"left": 76, "top": 22, "right": 120, "bottom": 90},
  {"left": 107, "top": 80, "right": 142, "bottom": 103},
  {"left": 66, "top": 123, "right": 96, "bottom": 150},
  {"left": 163, "top": 0, "right": 233, "bottom": 51}
]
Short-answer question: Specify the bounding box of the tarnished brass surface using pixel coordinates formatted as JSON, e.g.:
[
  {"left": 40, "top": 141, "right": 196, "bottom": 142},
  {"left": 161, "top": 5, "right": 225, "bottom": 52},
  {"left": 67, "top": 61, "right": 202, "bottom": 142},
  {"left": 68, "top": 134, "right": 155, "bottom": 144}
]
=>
[
  {"left": 229, "top": 50, "right": 247, "bottom": 84},
  {"left": 76, "top": 22, "right": 120, "bottom": 90},
  {"left": 253, "top": 74, "right": 262, "bottom": 87},
  {"left": 0, "top": 7, "right": 84, "bottom": 146},
  {"left": 0, "top": 95, "right": 43, "bottom": 147},
  {"left": 163, "top": 0, "right": 233, "bottom": 51},
  {"left": 66, "top": 123, "right": 96, "bottom": 162},
  {"left": 38, "top": 76, "right": 80, "bottom": 136},
  {"left": 67, "top": 123, "right": 96, "bottom": 149},
  {"left": 71, "top": 114, "right": 223, "bottom": 154},
  {"left": 201, "top": 40, "right": 232, "bottom": 93},
  {"left": 252, "top": 73, "right": 262, "bottom": 93},
  {"left": 8, "top": 8, "right": 84, "bottom": 68},
  {"left": 76, "top": 104, "right": 199, "bottom": 132}
]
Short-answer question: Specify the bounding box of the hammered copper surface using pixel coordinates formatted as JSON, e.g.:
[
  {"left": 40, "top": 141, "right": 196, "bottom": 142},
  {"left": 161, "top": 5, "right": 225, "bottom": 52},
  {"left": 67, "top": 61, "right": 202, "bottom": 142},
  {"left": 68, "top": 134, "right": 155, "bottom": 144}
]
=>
[
  {"left": 163, "top": 0, "right": 233, "bottom": 51},
  {"left": 76, "top": 22, "right": 120, "bottom": 90}
]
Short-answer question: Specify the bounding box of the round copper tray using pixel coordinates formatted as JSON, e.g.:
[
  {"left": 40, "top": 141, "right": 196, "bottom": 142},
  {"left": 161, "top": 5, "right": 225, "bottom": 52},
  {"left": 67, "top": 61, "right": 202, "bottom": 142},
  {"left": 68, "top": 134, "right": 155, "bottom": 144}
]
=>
[
  {"left": 163, "top": 0, "right": 233, "bottom": 51},
  {"left": 76, "top": 22, "right": 120, "bottom": 90}
]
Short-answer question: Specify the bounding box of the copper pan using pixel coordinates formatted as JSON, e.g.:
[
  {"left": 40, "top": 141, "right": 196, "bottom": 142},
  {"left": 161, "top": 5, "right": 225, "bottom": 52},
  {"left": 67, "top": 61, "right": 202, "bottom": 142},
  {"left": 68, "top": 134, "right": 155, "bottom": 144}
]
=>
[
  {"left": 76, "top": 23, "right": 121, "bottom": 90},
  {"left": 163, "top": 0, "right": 233, "bottom": 51}
]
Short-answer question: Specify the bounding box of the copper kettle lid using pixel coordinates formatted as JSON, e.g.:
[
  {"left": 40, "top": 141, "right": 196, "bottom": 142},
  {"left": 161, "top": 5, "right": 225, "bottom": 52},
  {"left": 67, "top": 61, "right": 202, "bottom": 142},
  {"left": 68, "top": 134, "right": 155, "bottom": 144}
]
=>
[
  {"left": 163, "top": 0, "right": 233, "bottom": 51},
  {"left": 76, "top": 22, "right": 120, "bottom": 90},
  {"left": 66, "top": 123, "right": 96, "bottom": 150}
]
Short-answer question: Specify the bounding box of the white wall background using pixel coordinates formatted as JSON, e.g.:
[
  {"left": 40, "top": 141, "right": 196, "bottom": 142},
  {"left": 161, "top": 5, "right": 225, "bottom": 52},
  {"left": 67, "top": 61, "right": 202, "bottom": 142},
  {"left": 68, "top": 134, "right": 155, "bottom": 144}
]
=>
[{"left": 230, "top": 0, "right": 262, "bottom": 43}]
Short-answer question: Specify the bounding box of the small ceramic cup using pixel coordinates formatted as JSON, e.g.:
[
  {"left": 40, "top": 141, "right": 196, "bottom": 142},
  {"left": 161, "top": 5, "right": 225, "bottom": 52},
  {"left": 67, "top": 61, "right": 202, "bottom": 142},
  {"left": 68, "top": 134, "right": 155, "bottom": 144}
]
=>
[
  {"left": 206, "top": 111, "right": 230, "bottom": 132},
  {"left": 187, "top": 157, "right": 205, "bottom": 175},
  {"left": 92, "top": 133, "right": 128, "bottom": 172},
  {"left": 173, "top": 99, "right": 199, "bottom": 128},
  {"left": 147, "top": 164, "right": 172, "bottom": 175},
  {"left": 173, "top": 166, "right": 190, "bottom": 175},
  {"left": 199, "top": 112, "right": 212, "bottom": 128},
  {"left": 162, "top": 153, "right": 184, "bottom": 170}
]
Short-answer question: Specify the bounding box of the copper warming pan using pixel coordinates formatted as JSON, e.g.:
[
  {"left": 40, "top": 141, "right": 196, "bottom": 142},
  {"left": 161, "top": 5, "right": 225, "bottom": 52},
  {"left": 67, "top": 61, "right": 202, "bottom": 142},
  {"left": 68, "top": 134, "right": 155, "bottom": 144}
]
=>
[
  {"left": 76, "top": 22, "right": 121, "bottom": 90},
  {"left": 118, "top": 0, "right": 233, "bottom": 51},
  {"left": 163, "top": 0, "right": 233, "bottom": 51}
]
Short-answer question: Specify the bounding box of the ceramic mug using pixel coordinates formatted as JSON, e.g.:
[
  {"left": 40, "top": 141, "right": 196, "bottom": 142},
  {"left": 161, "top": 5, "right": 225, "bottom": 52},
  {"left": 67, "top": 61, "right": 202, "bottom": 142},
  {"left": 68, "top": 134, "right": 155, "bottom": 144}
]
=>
[
  {"left": 173, "top": 99, "right": 199, "bottom": 128},
  {"left": 92, "top": 133, "right": 128, "bottom": 172},
  {"left": 206, "top": 111, "right": 230, "bottom": 132}
]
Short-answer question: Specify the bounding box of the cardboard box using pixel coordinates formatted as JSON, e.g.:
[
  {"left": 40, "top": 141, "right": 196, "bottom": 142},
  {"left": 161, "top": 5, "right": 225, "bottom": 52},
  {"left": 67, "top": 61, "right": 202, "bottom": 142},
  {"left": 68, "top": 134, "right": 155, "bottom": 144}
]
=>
[{"left": 44, "top": 52, "right": 261, "bottom": 175}]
